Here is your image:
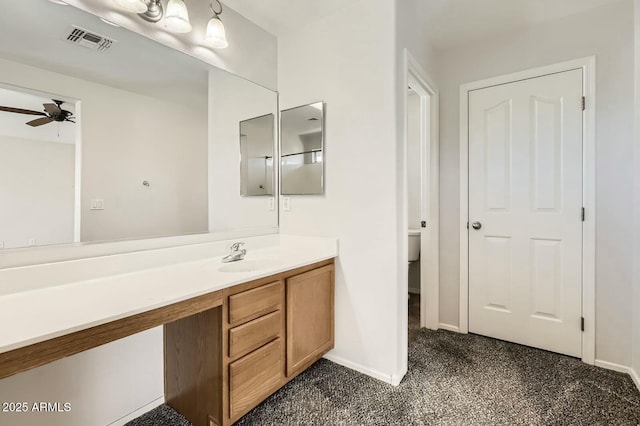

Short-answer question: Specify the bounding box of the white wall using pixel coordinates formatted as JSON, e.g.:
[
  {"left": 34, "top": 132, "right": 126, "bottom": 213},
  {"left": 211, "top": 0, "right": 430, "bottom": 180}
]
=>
[
  {"left": 208, "top": 68, "right": 278, "bottom": 232},
  {"left": 0, "top": 136, "right": 75, "bottom": 249},
  {"left": 278, "top": 0, "right": 400, "bottom": 381},
  {"left": 435, "top": 0, "right": 635, "bottom": 366}
]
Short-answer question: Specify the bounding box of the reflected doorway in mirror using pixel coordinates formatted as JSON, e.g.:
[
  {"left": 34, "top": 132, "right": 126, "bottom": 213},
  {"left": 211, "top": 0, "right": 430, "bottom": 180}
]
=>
[{"left": 0, "top": 83, "right": 81, "bottom": 250}]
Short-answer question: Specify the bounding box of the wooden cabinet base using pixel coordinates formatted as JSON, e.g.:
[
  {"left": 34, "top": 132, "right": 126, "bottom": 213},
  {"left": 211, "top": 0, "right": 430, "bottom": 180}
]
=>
[{"left": 164, "top": 259, "right": 335, "bottom": 426}]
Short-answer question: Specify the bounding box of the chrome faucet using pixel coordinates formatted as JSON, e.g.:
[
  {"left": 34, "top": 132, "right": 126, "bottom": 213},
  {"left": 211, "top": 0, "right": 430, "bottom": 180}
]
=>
[{"left": 222, "top": 242, "right": 246, "bottom": 263}]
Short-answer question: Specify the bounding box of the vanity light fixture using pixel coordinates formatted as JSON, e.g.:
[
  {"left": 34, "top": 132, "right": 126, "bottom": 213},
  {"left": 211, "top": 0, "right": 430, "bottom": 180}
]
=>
[
  {"left": 114, "top": 0, "right": 148, "bottom": 13},
  {"left": 139, "top": 0, "right": 164, "bottom": 23},
  {"left": 163, "top": 0, "right": 192, "bottom": 34},
  {"left": 204, "top": 0, "right": 229, "bottom": 49}
]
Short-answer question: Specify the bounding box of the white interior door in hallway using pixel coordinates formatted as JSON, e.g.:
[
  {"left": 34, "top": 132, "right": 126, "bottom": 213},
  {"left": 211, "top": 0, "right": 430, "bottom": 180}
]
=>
[{"left": 468, "top": 69, "right": 583, "bottom": 358}]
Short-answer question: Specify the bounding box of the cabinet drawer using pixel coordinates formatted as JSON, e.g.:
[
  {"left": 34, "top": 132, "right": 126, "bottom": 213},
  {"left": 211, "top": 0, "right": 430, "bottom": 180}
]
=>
[
  {"left": 229, "top": 338, "right": 284, "bottom": 420},
  {"left": 229, "top": 310, "right": 281, "bottom": 359},
  {"left": 228, "top": 281, "right": 282, "bottom": 326}
]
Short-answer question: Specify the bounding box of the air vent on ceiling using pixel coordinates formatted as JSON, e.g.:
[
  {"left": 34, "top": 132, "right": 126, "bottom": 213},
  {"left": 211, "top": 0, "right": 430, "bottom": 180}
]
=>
[{"left": 64, "top": 25, "right": 116, "bottom": 52}]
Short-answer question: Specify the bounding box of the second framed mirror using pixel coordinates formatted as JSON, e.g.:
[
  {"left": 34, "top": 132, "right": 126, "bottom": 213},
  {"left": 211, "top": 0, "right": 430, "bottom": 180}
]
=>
[{"left": 280, "top": 102, "right": 325, "bottom": 195}]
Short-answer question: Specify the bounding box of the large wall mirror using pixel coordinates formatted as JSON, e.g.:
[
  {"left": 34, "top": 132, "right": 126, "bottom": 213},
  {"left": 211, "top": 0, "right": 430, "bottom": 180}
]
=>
[
  {"left": 0, "top": 0, "right": 278, "bottom": 256},
  {"left": 280, "top": 102, "right": 325, "bottom": 195}
]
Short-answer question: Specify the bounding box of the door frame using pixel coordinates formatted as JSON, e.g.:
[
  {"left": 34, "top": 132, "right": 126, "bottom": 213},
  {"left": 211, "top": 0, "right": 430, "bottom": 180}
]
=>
[
  {"left": 404, "top": 50, "right": 440, "bottom": 331},
  {"left": 458, "top": 57, "right": 596, "bottom": 364}
]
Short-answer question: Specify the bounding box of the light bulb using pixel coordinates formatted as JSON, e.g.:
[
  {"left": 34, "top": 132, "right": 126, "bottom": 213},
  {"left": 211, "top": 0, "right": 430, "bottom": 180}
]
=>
[
  {"left": 114, "top": 0, "right": 148, "bottom": 13},
  {"left": 204, "top": 15, "right": 228, "bottom": 49},
  {"left": 163, "top": 0, "right": 192, "bottom": 34}
]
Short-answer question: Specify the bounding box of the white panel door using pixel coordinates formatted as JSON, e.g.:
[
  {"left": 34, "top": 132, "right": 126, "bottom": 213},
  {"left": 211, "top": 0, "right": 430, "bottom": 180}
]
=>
[{"left": 468, "top": 69, "right": 583, "bottom": 357}]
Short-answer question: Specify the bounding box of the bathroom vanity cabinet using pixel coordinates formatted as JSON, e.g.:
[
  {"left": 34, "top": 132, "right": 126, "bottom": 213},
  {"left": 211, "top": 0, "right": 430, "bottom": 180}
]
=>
[
  {"left": 0, "top": 246, "right": 335, "bottom": 426},
  {"left": 165, "top": 259, "right": 335, "bottom": 426}
]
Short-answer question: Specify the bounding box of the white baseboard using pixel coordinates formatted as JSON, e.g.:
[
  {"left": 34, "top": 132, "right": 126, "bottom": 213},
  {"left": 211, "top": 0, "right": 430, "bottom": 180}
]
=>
[
  {"left": 438, "top": 323, "right": 461, "bottom": 333},
  {"left": 594, "top": 360, "right": 640, "bottom": 393},
  {"left": 108, "top": 396, "right": 165, "bottom": 426},
  {"left": 323, "top": 354, "right": 403, "bottom": 386},
  {"left": 594, "top": 359, "right": 632, "bottom": 373}
]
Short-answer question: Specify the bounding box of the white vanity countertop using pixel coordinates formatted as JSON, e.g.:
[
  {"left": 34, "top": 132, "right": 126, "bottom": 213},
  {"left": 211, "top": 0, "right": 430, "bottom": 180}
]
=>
[{"left": 0, "top": 235, "right": 337, "bottom": 354}]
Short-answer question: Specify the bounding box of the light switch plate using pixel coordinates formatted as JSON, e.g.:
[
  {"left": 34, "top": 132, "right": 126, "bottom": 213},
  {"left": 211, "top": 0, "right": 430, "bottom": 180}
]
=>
[
  {"left": 283, "top": 197, "right": 291, "bottom": 212},
  {"left": 91, "top": 199, "right": 105, "bottom": 210},
  {"left": 268, "top": 197, "right": 275, "bottom": 211}
]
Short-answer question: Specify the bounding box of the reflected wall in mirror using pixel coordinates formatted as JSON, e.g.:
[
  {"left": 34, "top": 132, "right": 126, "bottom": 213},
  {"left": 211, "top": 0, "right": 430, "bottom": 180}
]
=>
[
  {"left": 0, "top": 0, "right": 278, "bottom": 255},
  {"left": 0, "top": 86, "right": 79, "bottom": 249},
  {"left": 209, "top": 68, "right": 278, "bottom": 231},
  {"left": 281, "top": 102, "right": 325, "bottom": 195},
  {"left": 240, "top": 114, "right": 275, "bottom": 197}
]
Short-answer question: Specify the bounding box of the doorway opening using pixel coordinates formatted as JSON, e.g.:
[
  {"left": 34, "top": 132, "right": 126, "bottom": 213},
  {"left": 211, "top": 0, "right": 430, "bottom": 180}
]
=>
[{"left": 403, "top": 52, "right": 439, "bottom": 348}]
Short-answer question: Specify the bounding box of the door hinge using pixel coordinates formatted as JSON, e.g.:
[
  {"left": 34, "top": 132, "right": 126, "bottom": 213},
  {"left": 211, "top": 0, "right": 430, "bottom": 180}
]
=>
[
  {"left": 581, "top": 207, "right": 585, "bottom": 222},
  {"left": 466, "top": 222, "right": 469, "bottom": 230},
  {"left": 582, "top": 96, "right": 586, "bottom": 111},
  {"left": 581, "top": 317, "right": 585, "bottom": 332}
]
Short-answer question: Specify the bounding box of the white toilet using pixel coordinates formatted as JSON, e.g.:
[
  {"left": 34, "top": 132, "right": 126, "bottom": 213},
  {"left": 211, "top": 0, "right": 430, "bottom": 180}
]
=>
[{"left": 408, "top": 229, "right": 421, "bottom": 262}]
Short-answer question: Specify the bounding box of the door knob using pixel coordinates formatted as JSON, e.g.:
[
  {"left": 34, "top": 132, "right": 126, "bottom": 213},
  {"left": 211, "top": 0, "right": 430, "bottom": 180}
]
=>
[{"left": 472, "top": 222, "right": 482, "bottom": 230}]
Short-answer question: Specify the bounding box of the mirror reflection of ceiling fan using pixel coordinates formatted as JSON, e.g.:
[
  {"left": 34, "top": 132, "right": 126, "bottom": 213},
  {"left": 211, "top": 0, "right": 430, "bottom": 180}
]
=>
[{"left": 0, "top": 100, "right": 75, "bottom": 127}]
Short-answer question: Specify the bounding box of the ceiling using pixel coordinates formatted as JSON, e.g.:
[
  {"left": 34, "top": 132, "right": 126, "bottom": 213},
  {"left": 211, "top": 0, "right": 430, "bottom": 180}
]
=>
[
  {"left": 418, "top": 0, "right": 628, "bottom": 49},
  {"left": 221, "top": 0, "right": 363, "bottom": 37},
  {"left": 223, "top": 0, "right": 626, "bottom": 48}
]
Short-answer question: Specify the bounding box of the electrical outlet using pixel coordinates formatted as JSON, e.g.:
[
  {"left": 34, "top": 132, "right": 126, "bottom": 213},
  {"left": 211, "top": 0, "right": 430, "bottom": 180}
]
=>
[
  {"left": 268, "top": 197, "right": 275, "bottom": 211},
  {"left": 28, "top": 238, "right": 37, "bottom": 246},
  {"left": 0, "top": 241, "right": 4, "bottom": 249},
  {"left": 283, "top": 197, "right": 291, "bottom": 212}
]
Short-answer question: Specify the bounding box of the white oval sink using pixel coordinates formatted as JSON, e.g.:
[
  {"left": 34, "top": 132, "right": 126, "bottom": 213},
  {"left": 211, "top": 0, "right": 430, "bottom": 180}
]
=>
[{"left": 218, "top": 259, "right": 281, "bottom": 273}]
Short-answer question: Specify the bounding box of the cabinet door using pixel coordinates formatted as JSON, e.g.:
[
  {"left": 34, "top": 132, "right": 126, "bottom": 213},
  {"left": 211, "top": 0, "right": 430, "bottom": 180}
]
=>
[{"left": 286, "top": 264, "right": 334, "bottom": 377}]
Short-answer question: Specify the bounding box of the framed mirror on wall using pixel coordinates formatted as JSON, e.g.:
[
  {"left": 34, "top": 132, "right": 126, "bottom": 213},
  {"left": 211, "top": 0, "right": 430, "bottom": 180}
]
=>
[
  {"left": 0, "top": 0, "right": 279, "bottom": 267},
  {"left": 280, "top": 102, "right": 325, "bottom": 195}
]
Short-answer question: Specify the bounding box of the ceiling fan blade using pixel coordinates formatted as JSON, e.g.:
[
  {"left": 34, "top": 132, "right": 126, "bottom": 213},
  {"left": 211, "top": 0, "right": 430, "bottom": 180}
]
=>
[
  {"left": 43, "top": 103, "right": 62, "bottom": 115},
  {"left": 26, "top": 117, "right": 54, "bottom": 127},
  {"left": 65, "top": 119, "right": 76, "bottom": 124},
  {"left": 0, "top": 105, "right": 47, "bottom": 116}
]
